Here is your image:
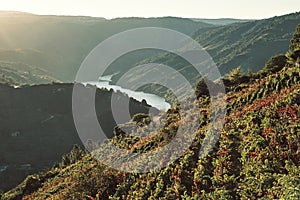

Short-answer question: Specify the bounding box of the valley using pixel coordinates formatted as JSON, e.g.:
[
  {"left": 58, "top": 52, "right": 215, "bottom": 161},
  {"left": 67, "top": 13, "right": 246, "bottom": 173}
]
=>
[{"left": 0, "top": 10, "right": 299, "bottom": 200}]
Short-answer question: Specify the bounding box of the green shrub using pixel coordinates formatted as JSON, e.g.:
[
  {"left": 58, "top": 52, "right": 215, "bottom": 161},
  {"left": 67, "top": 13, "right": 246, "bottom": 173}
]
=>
[{"left": 132, "top": 113, "right": 151, "bottom": 126}]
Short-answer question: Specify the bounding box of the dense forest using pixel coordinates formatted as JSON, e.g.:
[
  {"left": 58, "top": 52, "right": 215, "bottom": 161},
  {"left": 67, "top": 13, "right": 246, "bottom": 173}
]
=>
[{"left": 1, "top": 22, "right": 299, "bottom": 200}]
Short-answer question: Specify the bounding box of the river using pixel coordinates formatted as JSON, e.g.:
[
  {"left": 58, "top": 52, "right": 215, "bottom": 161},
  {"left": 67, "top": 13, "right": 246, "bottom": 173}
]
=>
[{"left": 85, "top": 75, "right": 171, "bottom": 111}]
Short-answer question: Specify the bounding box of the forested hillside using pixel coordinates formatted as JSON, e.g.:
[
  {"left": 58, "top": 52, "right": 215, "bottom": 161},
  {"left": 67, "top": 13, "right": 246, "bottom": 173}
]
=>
[
  {"left": 194, "top": 12, "right": 300, "bottom": 74},
  {"left": 0, "top": 83, "right": 152, "bottom": 192},
  {"left": 133, "top": 12, "right": 300, "bottom": 79},
  {"left": 0, "top": 12, "right": 299, "bottom": 87},
  {"left": 2, "top": 24, "right": 299, "bottom": 200},
  {"left": 0, "top": 12, "right": 212, "bottom": 84},
  {"left": 0, "top": 60, "right": 59, "bottom": 85},
  {"left": 118, "top": 12, "right": 300, "bottom": 99}
]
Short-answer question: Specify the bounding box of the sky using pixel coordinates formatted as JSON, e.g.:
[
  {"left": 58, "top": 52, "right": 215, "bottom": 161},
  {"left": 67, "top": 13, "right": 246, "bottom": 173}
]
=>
[{"left": 0, "top": 0, "right": 299, "bottom": 19}]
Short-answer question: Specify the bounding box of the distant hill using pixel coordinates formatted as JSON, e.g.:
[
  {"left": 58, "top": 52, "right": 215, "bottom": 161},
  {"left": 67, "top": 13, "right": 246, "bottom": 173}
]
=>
[
  {"left": 135, "top": 12, "right": 300, "bottom": 77},
  {"left": 0, "top": 12, "right": 299, "bottom": 87},
  {"left": 109, "top": 12, "right": 300, "bottom": 99},
  {"left": 194, "top": 12, "right": 300, "bottom": 74},
  {"left": 0, "top": 12, "right": 213, "bottom": 84},
  {"left": 0, "top": 49, "right": 59, "bottom": 85},
  {"left": 190, "top": 18, "right": 252, "bottom": 25}
]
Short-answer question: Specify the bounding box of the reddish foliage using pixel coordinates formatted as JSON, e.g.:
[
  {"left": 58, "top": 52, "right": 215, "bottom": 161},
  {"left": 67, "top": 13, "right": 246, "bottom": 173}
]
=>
[
  {"left": 218, "top": 150, "right": 228, "bottom": 157},
  {"left": 230, "top": 85, "right": 300, "bottom": 120},
  {"left": 249, "top": 152, "right": 258, "bottom": 159},
  {"left": 277, "top": 105, "right": 298, "bottom": 120},
  {"left": 262, "top": 127, "right": 274, "bottom": 138}
]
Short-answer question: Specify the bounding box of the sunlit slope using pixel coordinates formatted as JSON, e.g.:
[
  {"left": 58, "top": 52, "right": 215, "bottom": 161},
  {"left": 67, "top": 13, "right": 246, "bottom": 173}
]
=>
[{"left": 2, "top": 23, "right": 300, "bottom": 200}]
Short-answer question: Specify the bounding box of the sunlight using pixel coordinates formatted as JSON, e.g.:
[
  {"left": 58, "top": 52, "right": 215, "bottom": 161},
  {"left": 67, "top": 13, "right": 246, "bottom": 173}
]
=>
[{"left": 0, "top": 0, "right": 299, "bottom": 19}]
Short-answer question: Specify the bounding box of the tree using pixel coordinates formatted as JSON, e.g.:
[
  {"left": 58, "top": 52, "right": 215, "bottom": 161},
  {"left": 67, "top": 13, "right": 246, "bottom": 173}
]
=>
[
  {"left": 59, "top": 145, "right": 85, "bottom": 168},
  {"left": 195, "top": 78, "right": 209, "bottom": 98},
  {"left": 226, "top": 66, "right": 242, "bottom": 81},
  {"left": 286, "top": 24, "right": 300, "bottom": 67},
  {"left": 289, "top": 24, "right": 300, "bottom": 52},
  {"left": 195, "top": 77, "right": 224, "bottom": 98}
]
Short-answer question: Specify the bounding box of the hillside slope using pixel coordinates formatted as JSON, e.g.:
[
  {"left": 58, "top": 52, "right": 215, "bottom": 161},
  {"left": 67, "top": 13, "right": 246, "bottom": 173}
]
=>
[
  {"left": 0, "top": 12, "right": 213, "bottom": 84},
  {"left": 134, "top": 12, "right": 300, "bottom": 76},
  {"left": 0, "top": 60, "right": 59, "bottom": 86},
  {"left": 0, "top": 83, "right": 153, "bottom": 192},
  {"left": 194, "top": 12, "right": 300, "bottom": 74},
  {"left": 190, "top": 18, "right": 252, "bottom": 26},
  {"left": 0, "top": 12, "right": 299, "bottom": 87},
  {"left": 125, "top": 12, "right": 300, "bottom": 98},
  {"left": 2, "top": 24, "right": 300, "bottom": 200}
]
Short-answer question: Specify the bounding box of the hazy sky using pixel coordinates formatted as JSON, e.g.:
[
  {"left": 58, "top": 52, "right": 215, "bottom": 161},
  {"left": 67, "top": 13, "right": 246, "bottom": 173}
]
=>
[{"left": 0, "top": 0, "right": 299, "bottom": 19}]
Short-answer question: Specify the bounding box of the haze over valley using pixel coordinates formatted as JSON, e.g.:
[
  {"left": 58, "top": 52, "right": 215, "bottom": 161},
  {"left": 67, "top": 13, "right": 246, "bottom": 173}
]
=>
[{"left": 0, "top": 5, "right": 299, "bottom": 199}]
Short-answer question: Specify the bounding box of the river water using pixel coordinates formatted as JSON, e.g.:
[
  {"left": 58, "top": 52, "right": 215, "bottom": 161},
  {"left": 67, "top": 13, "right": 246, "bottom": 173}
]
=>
[{"left": 85, "top": 75, "right": 171, "bottom": 111}]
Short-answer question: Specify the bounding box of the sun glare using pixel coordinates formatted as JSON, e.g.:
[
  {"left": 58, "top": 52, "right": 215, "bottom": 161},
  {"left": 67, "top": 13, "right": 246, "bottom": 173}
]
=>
[{"left": 0, "top": 0, "right": 299, "bottom": 19}]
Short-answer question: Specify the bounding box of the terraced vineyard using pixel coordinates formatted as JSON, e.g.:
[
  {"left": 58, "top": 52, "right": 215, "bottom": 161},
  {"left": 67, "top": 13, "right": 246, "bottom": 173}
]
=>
[{"left": 2, "top": 24, "right": 300, "bottom": 200}]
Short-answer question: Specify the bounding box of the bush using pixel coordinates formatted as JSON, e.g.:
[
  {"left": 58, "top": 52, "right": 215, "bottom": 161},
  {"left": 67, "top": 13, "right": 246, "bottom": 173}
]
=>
[
  {"left": 264, "top": 54, "right": 287, "bottom": 73},
  {"left": 58, "top": 145, "right": 85, "bottom": 168},
  {"left": 195, "top": 78, "right": 222, "bottom": 98},
  {"left": 226, "top": 67, "right": 242, "bottom": 81},
  {"left": 132, "top": 113, "right": 151, "bottom": 126}
]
